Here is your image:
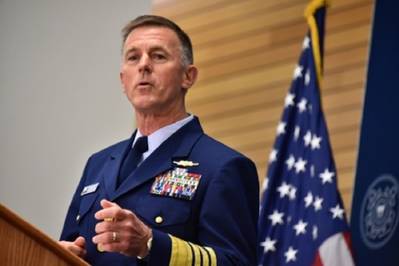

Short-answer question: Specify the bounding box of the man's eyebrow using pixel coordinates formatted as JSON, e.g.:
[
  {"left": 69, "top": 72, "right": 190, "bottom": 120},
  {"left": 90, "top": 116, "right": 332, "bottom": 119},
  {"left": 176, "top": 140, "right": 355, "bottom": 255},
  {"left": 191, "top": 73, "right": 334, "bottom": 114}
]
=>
[
  {"left": 124, "top": 45, "right": 168, "bottom": 56},
  {"left": 149, "top": 45, "right": 169, "bottom": 54},
  {"left": 124, "top": 47, "right": 139, "bottom": 56}
]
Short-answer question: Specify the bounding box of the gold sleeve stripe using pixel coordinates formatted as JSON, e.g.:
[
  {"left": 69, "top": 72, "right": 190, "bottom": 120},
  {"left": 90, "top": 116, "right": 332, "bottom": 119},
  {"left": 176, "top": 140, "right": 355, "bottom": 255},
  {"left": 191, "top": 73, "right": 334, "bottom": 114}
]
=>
[
  {"left": 188, "top": 242, "right": 200, "bottom": 266},
  {"left": 197, "top": 244, "right": 203, "bottom": 265},
  {"left": 198, "top": 246, "right": 210, "bottom": 266},
  {"left": 178, "top": 235, "right": 192, "bottom": 265},
  {"left": 205, "top": 247, "right": 217, "bottom": 266},
  {"left": 169, "top": 235, "right": 193, "bottom": 266},
  {"left": 184, "top": 239, "right": 193, "bottom": 266},
  {"left": 169, "top": 235, "right": 179, "bottom": 266},
  {"left": 168, "top": 235, "right": 217, "bottom": 266}
]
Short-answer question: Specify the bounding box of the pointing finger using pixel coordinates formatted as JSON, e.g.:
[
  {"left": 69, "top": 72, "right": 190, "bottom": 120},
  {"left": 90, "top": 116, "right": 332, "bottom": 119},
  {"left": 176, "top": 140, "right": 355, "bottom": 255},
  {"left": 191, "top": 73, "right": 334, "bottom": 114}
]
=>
[
  {"left": 100, "top": 199, "right": 120, "bottom": 209},
  {"left": 95, "top": 199, "right": 124, "bottom": 220}
]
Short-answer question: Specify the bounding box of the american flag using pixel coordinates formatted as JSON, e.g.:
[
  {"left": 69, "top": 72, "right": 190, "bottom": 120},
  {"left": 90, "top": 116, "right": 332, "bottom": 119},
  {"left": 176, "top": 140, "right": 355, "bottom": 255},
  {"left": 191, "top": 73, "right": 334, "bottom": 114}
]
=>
[{"left": 257, "top": 1, "right": 354, "bottom": 265}]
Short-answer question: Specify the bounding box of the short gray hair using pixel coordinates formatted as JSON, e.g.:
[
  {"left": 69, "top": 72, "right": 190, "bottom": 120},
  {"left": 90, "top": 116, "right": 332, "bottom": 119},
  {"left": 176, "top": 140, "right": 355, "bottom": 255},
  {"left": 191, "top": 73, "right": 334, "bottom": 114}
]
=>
[{"left": 121, "top": 15, "right": 193, "bottom": 67}]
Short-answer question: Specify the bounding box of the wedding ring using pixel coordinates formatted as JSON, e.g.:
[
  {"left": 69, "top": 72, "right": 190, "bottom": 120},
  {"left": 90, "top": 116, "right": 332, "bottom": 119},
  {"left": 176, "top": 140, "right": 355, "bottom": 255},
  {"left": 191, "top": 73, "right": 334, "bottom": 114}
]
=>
[
  {"left": 104, "top": 217, "right": 115, "bottom": 222},
  {"left": 112, "top": 231, "right": 117, "bottom": 242}
]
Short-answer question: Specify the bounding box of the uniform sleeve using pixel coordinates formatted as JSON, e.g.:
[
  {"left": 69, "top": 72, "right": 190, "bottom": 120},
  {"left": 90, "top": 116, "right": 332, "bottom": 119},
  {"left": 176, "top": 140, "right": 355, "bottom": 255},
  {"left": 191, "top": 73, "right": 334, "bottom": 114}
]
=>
[
  {"left": 147, "top": 156, "right": 259, "bottom": 266},
  {"left": 59, "top": 156, "right": 93, "bottom": 241}
]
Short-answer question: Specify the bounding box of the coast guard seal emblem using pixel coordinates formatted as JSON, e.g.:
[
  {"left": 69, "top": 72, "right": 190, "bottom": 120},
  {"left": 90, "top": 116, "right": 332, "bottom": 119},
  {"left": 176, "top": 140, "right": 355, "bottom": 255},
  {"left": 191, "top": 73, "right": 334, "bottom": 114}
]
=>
[{"left": 359, "top": 174, "right": 399, "bottom": 249}]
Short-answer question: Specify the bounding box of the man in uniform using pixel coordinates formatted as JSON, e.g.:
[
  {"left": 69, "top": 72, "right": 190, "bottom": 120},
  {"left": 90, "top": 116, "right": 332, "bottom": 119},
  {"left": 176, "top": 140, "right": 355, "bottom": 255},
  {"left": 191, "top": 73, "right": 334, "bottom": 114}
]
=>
[{"left": 59, "top": 15, "right": 259, "bottom": 265}]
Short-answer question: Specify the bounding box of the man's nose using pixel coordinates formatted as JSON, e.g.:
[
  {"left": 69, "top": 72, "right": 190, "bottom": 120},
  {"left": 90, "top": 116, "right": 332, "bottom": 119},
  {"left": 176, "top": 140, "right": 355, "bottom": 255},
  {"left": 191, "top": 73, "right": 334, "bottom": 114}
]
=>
[{"left": 138, "top": 54, "right": 152, "bottom": 73}]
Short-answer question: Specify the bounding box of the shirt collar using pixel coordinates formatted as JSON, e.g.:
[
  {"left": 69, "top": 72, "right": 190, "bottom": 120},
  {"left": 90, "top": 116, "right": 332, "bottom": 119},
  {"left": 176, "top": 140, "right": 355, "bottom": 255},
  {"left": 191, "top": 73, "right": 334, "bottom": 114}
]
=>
[{"left": 133, "top": 114, "right": 194, "bottom": 160}]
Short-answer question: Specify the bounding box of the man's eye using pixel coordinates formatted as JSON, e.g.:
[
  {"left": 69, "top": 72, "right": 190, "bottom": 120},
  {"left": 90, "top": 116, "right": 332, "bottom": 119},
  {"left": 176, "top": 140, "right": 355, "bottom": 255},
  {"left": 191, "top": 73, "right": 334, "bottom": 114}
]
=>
[
  {"left": 128, "top": 55, "right": 138, "bottom": 61},
  {"left": 153, "top": 53, "right": 166, "bottom": 60}
]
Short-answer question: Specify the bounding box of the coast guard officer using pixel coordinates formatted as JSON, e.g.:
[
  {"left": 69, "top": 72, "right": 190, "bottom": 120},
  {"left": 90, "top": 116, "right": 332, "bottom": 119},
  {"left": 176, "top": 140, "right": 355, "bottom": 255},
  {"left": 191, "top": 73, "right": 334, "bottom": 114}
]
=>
[{"left": 59, "top": 15, "right": 259, "bottom": 265}]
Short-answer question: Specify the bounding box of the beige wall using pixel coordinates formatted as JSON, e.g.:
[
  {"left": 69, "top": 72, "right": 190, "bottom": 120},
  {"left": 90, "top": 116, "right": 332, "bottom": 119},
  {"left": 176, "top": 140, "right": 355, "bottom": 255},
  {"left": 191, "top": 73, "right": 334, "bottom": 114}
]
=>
[
  {"left": 152, "top": 0, "right": 373, "bottom": 215},
  {"left": 0, "top": 0, "right": 150, "bottom": 238}
]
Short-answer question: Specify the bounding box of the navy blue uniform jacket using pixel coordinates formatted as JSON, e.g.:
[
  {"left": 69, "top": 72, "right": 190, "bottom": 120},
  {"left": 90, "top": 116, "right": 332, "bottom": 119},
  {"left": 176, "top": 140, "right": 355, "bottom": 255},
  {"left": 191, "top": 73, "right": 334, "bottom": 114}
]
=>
[{"left": 60, "top": 117, "right": 259, "bottom": 265}]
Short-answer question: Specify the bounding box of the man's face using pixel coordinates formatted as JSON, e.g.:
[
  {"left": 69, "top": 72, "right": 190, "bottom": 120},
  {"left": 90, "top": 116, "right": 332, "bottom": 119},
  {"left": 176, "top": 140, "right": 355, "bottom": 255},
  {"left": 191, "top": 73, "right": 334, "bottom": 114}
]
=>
[{"left": 120, "top": 26, "right": 195, "bottom": 115}]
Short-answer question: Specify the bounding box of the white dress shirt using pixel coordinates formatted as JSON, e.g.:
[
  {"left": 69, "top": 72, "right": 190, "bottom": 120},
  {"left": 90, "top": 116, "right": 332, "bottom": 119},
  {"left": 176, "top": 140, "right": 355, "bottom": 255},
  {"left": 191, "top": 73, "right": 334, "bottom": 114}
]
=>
[{"left": 133, "top": 114, "right": 194, "bottom": 164}]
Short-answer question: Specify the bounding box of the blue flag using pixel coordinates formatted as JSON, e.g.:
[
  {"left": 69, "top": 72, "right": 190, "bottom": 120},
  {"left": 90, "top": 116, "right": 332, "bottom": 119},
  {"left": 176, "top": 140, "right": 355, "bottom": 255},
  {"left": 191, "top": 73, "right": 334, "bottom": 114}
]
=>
[
  {"left": 350, "top": 1, "right": 399, "bottom": 265},
  {"left": 257, "top": 1, "right": 354, "bottom": 265}
]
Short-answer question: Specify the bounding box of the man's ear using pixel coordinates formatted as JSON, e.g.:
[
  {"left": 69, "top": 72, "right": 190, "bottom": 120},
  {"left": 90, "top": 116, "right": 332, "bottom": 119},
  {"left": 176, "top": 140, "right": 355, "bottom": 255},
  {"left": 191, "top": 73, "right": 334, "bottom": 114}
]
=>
[
  {"left": 120, "top": 71, "right": 126, "bottom": 93},
  {"left": 181, "top": 65, "right": 198, "bottom": 90}
]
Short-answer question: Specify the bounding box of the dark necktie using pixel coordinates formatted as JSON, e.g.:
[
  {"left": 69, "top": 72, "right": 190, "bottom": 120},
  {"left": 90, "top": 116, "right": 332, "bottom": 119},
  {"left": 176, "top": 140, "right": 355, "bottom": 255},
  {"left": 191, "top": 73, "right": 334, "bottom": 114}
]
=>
[{"left": 117, "top": 136, "right": 148, "bottom": 187}]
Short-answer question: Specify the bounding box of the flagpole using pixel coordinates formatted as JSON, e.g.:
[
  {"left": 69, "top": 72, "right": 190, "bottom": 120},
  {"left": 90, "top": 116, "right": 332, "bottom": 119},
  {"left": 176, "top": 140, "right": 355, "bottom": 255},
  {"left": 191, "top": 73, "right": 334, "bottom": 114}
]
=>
[{"left": 304, "top": 0, "right": 330, "bottom": 87}]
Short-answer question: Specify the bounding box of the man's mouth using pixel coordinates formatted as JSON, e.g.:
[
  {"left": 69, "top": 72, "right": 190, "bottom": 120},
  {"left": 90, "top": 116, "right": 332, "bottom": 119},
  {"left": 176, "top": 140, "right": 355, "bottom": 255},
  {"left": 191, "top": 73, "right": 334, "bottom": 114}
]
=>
[{"left": 137, "top": 81, "right": 152, "bottom": 88}]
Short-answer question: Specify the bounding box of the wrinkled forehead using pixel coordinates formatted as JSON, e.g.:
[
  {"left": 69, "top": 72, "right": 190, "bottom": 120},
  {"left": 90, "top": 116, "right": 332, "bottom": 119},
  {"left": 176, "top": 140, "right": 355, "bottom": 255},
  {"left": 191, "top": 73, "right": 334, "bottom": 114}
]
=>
[{"left": 122, "top": 26, "right": 182, "bottom": 53}]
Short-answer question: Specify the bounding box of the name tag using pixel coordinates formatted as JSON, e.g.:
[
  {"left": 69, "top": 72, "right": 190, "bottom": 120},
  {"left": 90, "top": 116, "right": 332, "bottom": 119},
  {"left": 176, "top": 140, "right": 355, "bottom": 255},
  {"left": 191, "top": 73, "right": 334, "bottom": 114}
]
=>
[{"left": 81, "top": 182, "right": 99, "bottom": 196}]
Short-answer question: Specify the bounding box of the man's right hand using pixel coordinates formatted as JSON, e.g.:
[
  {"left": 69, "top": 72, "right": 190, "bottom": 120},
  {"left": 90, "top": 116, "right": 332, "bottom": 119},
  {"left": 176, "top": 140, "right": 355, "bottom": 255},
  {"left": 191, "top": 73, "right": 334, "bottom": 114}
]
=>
[{"left": 59, "top": 236, "right": 87, "bottom": 258}]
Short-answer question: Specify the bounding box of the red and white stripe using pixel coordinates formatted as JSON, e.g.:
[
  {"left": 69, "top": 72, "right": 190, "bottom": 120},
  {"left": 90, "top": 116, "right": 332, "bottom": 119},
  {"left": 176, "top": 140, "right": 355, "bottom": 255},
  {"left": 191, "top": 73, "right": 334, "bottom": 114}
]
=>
[{"left": 313, "top": 232, "right": 355, "bottom": 266}]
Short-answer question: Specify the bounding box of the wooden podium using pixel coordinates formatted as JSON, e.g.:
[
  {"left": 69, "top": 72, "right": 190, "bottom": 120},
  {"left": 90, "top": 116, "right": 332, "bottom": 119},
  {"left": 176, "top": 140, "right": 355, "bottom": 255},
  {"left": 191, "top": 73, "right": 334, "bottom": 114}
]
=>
[{"left": 0, "top": 203, "right": 89, "bottom": 266}]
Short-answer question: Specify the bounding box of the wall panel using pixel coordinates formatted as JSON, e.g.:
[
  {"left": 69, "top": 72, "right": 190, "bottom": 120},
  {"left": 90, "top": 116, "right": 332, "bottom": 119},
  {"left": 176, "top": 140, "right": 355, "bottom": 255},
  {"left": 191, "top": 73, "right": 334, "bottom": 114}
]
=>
[{"left": 152, "top": 0, "right": 373, "bottom": 216}]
